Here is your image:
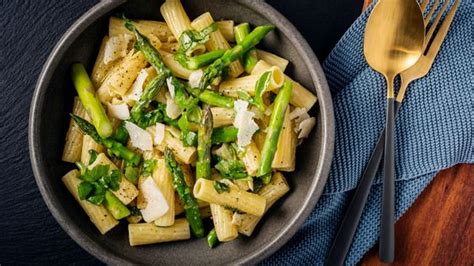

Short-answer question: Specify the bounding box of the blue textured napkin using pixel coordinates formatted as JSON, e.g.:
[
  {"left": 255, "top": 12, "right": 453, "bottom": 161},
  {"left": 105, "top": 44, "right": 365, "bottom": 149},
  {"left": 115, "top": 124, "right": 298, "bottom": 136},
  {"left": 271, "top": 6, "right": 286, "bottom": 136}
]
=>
[{"left": 265, "top": 0, "right": 473, "bottom": 264}]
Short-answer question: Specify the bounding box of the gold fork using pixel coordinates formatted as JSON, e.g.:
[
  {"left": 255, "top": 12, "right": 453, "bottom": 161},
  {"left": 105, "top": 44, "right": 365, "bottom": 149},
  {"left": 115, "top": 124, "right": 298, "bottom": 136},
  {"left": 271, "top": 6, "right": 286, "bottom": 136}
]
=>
[{"left": 326, "top": 1, "right": 460, "bottom": 264}]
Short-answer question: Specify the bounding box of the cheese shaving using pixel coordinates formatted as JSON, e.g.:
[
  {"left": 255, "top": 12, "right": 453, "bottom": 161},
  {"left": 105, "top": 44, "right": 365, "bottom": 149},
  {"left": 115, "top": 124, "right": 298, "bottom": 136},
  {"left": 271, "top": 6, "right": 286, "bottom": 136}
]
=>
[{"left": 124, "top": 121, "right": 153, "bottom": 151}]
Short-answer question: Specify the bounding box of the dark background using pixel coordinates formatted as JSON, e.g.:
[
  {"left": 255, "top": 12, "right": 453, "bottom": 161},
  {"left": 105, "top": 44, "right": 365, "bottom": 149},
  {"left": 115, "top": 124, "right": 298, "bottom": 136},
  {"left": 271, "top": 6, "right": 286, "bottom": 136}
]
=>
[{"left": 0, "top": 0, "right": 362, "bottom": 264}]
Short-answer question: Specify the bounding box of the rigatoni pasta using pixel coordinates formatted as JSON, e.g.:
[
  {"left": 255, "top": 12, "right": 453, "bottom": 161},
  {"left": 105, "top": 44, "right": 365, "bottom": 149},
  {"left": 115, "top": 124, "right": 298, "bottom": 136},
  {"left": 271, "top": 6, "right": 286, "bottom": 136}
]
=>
[
  {"left": 62, "top": 170, "right": 119, "bottom": 234},
  {"left": 61, "top": 0, "right": 318, "bottom": 248},
  {"left": 193, "top": 179, "right": 266, "bottom": 216},
  {"left": 129, "top": 219, "right": 191, "bottom": 246}
]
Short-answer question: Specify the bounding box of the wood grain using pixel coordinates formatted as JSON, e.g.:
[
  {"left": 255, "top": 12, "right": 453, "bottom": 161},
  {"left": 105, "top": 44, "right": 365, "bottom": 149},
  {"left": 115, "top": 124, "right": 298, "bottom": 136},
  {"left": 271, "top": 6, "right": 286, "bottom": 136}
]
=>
[{"left": 361, "top": 164, "right": 474, "bottom": 265}]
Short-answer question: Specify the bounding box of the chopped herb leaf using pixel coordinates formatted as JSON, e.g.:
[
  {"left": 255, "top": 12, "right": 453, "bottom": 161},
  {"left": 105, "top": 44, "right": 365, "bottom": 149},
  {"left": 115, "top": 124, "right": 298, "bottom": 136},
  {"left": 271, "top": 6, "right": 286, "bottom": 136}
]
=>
[
  {"left": 142, "top": 159, "right": 157, "bottom": 176},
  {"left": 214, "top": 180, "right": 230, "bottom": 194},
  {"left": 88, "top": 149, "right": 98, "bottom": 165},
  {"left": 78, "top": 181, "right": 94, "bottom": 200},
  {"left": 215, "top": 160, "right": 248, "bottom": 179}
]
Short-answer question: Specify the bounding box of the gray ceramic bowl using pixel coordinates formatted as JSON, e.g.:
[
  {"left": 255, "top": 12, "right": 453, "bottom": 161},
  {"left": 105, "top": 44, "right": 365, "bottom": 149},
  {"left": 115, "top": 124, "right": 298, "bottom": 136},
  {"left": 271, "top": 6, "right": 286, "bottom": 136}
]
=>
[{"left": 29, "top": 0, "right": 334, "bottom": 264}]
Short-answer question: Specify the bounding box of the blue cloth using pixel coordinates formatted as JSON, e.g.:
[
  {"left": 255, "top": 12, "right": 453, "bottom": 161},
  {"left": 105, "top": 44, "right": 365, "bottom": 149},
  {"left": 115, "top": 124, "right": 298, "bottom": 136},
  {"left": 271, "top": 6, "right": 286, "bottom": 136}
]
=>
[{"left": 265, "top": 0, "right": 473, "bottom": 264}]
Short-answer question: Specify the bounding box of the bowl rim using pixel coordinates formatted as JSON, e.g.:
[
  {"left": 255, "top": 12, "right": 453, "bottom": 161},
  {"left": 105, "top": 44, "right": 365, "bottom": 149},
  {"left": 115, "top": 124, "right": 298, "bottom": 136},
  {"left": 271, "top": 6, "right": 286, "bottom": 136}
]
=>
[{"left": 28, "top": 0, "right": 335, "bottom": 264}]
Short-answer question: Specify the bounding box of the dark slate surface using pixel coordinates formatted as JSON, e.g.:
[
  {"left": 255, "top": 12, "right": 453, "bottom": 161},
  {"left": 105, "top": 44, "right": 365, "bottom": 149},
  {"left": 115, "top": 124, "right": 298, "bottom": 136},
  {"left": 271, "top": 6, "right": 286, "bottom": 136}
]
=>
[{"left": 0, "top": 0, "right": 362, "bottom": 264}]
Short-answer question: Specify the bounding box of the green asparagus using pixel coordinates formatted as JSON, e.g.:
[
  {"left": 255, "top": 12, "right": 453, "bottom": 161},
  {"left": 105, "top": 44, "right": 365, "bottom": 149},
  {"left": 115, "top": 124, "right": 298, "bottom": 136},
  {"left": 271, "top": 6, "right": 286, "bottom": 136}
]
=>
[
  {"left": 178, "top": 49, "right": 226, "bottom": 70},
  {"left": 211, "top": 126, "right": 238, "bottom": 145},
  {"left": 113, "top": 121, "right": 129, "bottom": 144},
  {"left": 131, "top": 73, "right": 167, "bottom": 124},
  {"left": 234, "top": 23, "right": 259, "bottom": 73},
  {"left": 164, "top": 148, "right": 204, "bottom": 237},
  {"left": 196, "top": 106, "right": 213, "bottom": 179},
  {"left": 184, "top": 86, "right": 235, "bottom": 108},
  {"left": 71, "top": 114, "right": 141, "bottom": 166},
  {"left": 71, "top": 63, "right": 113, "bottom": 138},
  {"left": 103, "top": 190, "right": 131, "bottom": 219},
  {"left": 258, "top": 80, "right": 293, "bottom": 178},
  {"left": 207, "top": 228, "right": 219, "bottom": 248},
  {"left": 124, "top": 17, "right": 170, "bottom": 76},
  {"left": 199, "top": 25, "right": 275, "bottom": 90}
]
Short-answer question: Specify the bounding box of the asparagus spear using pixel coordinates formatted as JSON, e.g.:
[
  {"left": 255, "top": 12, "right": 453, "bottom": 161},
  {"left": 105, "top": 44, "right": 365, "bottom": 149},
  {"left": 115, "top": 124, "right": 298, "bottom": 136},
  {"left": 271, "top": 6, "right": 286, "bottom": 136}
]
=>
[
  {"left": 131, "top": 72, "right": 167, "bottom": 124},
  {"left": 180, "top": 50, "right": 226, "bottom": 70},
  {"left": 199, "top": 25, "right": 275, "bottom": 90},
  {"left": 164, "top": 148, "right": 205, "bottom": 237},
  {"left": 71, "top": 114, "right": 141, "bottom": 166},
  {"left": 71, "top": 63, "right": 113, "bottom": 138},
  {"left": 185, "top": 86, "right": 234, "bottom": 108},
  {"left": 234, "top": 23, "right": 259, "bottom": 73},
  {"left": 211, "top": 126, "right": 238, "bottom": 145},
  {"left": 207, "top": 228, "right": 219, "bottom": 248},
  {"left": 124, "top": 18, "right": 170, "bottom": 76},
  {"left": 196, "top": 106, "right": 213, "bottom": 180},
  {"left": 258, "top": 80, "right": 293, "bottom": 178},
  {"left": 113, "top": 121, "right": 129, "bottom": 144},
  {"left": 103, "top": 190, "right": 131, "bottom": 219}
]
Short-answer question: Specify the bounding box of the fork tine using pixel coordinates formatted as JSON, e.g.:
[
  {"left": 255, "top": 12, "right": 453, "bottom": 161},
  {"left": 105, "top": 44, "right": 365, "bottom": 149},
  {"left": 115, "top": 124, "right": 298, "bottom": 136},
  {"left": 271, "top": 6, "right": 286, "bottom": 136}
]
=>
[
  {"left": 425, "top": 0, "right": 460, "bottom": 60},
  {"left": 424, "top": 0, "right": 451, "bottom": 50},
  {"left": 424, "top": 0, "right": 441, "bottom": 25},
  {"left": 420, "top": 0, "right": 429, "bottom": 12}
]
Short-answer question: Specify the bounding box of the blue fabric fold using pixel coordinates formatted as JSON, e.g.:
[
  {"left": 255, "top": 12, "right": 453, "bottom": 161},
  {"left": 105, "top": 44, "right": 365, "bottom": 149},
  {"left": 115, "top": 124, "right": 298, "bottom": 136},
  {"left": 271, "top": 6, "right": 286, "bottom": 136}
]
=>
[{"left": 265, "top": 0, "right": 473, "bottom": 264}]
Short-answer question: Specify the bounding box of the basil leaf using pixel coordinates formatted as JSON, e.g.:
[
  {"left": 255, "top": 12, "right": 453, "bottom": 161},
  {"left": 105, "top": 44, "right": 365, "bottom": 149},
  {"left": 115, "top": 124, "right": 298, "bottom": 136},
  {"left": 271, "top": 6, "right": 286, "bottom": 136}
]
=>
[
  {"left": 213, "top": 180, "right": 230, "bottom": 194},
  {"left": 77, "top": 181, "right": 94, "bottom": 200},
  {"left": 215, "top": 160, "right": 248, "bottom": 179},
  {"left": 88, "top": 149, "right": 98, "bottom": 165}
]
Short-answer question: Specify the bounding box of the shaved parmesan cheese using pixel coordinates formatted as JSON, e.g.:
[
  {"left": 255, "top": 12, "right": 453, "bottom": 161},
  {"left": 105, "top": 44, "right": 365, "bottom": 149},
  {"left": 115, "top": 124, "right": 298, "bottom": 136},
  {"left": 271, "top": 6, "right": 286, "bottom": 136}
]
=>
[
  {"left": 264, "top": 103, "right": 274, "bottom": 117},
  {"left": 139, "top": 177, "right": 169, "bottom": 223},
  {"left": 294, "top": 112, "right": 311, "bottom": 133},
  {"left": 124, "top": 69, "right": 148, "bottom": 105},
  {"left": 107, "top": 102, "right": 130, "bottom": 120},
  {"left": 154, "top": 123, "right": 165, "bottom": 145},
  {"left": 166, "top": 77, "right": 175, "bottom": 99},
  {"left": 289, "top": 107, "right": 307, "bottom": 120},
  {"left": 103, "top": 34, "right": 132, "bottom": 64},
  {"left": 297, "top": 117, "right": 316, "bottom": 139},
  {"left": 165, "top": 94, "right": 182, "bottom": 119},
  {"left": 233, "top": 100, "right": 259, "bottom": 148},
  {"left": 188, "top": 69, "right": 203, "bottom": 88},
  {"left": 124, "top": 121, "right": 153, "bottom": 151}
]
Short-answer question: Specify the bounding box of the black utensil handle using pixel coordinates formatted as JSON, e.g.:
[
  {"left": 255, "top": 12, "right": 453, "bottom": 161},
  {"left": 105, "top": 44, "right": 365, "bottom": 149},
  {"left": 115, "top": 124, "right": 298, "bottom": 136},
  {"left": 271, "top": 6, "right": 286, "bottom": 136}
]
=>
[
  {"left": 325, "top": 102, "right": 401, "bottom": 266},
  {"left": 380, "top": 98, "right": 396, "bottom": 263}
]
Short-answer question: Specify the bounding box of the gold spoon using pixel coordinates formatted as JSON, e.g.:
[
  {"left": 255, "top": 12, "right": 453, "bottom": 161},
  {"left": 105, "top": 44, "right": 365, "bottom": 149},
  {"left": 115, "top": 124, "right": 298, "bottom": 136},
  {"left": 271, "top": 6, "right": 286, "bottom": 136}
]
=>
[{"left": 363, "top": 0, "right": 424, "bottom": 262}]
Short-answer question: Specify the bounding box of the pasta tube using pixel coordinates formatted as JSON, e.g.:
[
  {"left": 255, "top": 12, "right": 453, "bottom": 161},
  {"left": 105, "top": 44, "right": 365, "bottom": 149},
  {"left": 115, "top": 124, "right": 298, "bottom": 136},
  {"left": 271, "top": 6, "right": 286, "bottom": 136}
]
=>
[
  {"left": 62, "top": 170, "right": 119, "bottom": 234},
  {"left": 210, "top": 204, "right": 238, "bottom": 242},
  {"left": 89, "top": 153, "right": 138, "bottom": 205},
  {"left": 235, "top": 172, "right": 289, "bottom": 236},
  {"left": 97, "top": 50, "right": 148, "bottom": 101},
  {"left": 80, "top": 134, "right": 104, "bottom": 165},
  {"left": 272, "top": 108, "right": 297, "bottom": 171},
  {"left": 219, "top": 66, "right": 284, "bottom": 97},
  {"left": 252, "top": 60, "right": 317, "bottom": 110},
  {"left": 158, "top": 50, "right": 193, "bottom": 79},
  {"left": 128, "top": 219, "right": 191, "bottom": 246},
  {"left": 193, "top": 179, "right": 266, "bottom": 216},
  {"left": 160, "top": 0, "right": 197, "bottom": 46},
  {"left": 241, "top": 140, "right": 261, "bottom": 176},
  {"left": 62, "top": 97, "right": 86, "bottom": 163},
  {"left": 91, "top": 36, "right": 115, "bottom": 87},
  {"left": 191, "top": 12, "right": 244, "bottom": 78},
  {"left": 216, "top": 20, "right": 235, "bottom": 43},
  {"left": 210, "top": 107, "right": 235, "bottom": 128},
  {"left": 109, "top": 17, "right": 175, "bottom": 42},
  {"left": 156, "top": 126, "right": 197, "bottom": 164},
  {"left": 256, "top": 49, "right": 289, "bottom": 72},
  {"left": 153, "top": 158, "right": 175, "bottom": 226}
]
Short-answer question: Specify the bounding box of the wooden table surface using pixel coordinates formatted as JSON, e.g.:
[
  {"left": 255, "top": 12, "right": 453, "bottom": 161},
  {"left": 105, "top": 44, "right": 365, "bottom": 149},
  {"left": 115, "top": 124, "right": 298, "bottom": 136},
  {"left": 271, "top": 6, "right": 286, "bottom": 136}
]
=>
[{"left": 361, "top": 164, "right": 474, "bottom": 265}]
